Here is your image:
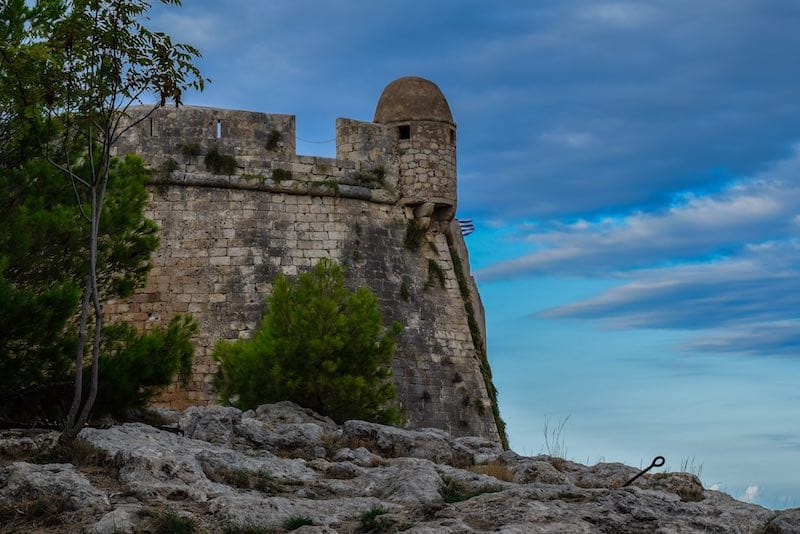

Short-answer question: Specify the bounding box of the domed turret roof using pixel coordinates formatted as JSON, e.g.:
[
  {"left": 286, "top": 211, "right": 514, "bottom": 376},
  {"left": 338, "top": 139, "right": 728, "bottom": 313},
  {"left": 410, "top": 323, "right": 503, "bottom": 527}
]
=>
[{"left": 374, "top": 77, "right": 454, "bottom": 126}]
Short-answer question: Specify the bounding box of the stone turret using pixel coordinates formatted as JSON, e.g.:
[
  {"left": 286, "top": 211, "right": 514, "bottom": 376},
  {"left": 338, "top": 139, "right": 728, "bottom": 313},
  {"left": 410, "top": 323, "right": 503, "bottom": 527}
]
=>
[{"left": 374, "top": 77, "right": 457, "bottom": 229}]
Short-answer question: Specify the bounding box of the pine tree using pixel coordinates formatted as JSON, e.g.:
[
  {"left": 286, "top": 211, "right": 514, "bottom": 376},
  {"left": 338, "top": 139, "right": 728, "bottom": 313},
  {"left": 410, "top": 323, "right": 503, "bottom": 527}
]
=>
[{"left": 214, "top": 258, "right": 404, "bottom": 425}]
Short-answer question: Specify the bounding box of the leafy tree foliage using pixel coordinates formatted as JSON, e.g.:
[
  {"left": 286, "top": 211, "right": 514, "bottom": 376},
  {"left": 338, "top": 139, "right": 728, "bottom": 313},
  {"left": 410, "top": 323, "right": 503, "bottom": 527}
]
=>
[
  {"left": 0, "top": 0, "right": 204, "bottom": 438},
  {"left": 214, "top": 259, "right": 404, "bottom": 425},
  {"left": 95, "top": 315, "right": 197, "bottom": 416},
  {"left": 0, "top": 149, "right": 196, "bottom": 424}
]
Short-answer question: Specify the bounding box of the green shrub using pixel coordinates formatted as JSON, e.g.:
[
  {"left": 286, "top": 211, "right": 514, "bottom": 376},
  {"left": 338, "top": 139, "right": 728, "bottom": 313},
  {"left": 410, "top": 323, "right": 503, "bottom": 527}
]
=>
[
  {"left": 177, "top": 142, "right": 202, "bottom": 157},
  {"left": 157, "top": 157, "right": 179, "bottom": 178},
  {"left": 152, "top": 509, "right": 195, "bottom": 534},
  {"left": 359, "top": 505, "right": 390, "bottom": 532},
  {"left": 93, "top": 315, "right": 197, "bottom": 416},
  {"left": 271, "top": 168, "right": 293, "bottom": 182},
  {"left": 439, "top": 477, "right": 501, "bottom": 503},
  {"left": 204, "top": 146, "right": 238, "bottom": 175},
  {"left": 214, "top": 258, "right": 403, "bottom": 425},
  {"left": 354, "top": 165, "right": 386, "bottom": 186},
  {"left": 282, "top": 516, "right": 313, "bottom": 531},
  {"left": 0, "top": 154, "right": 164, "bottom": 424}
]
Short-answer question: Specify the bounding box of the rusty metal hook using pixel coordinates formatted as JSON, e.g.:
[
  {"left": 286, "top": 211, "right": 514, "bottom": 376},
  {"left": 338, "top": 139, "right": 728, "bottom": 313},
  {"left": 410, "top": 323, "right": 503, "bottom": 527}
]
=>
[{"left": 622, "top": 456, "right": 665, "bottom": 487}]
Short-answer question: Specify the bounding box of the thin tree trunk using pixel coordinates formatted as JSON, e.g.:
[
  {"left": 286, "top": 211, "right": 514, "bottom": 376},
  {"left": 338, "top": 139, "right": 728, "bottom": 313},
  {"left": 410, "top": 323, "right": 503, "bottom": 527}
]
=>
[
  {"left": 63, "top": 275, "right": 91, "bottom": 440},
  {"left": 74, "top": 193, "right": 102, "bottom": 430},
  {"left": 67, "top": 147, "right": 111, "bottom": 438}
]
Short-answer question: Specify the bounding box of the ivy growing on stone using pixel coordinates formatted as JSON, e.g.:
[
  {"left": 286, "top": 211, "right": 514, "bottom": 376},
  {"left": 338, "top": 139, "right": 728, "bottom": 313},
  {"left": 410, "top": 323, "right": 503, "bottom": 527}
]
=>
[
  {"left": 204, "top": 146, "right": 238, "bottom": 175},
  {"left": 425, "top": 259, "right": 446, "bottom": 290},
  {"left": 177, "top": 142, "right": 202, "bottom": 158},
  {"left": 403, "top": 219, "right": 425, "bottom": 250},
  {"left": 449, "top": 248, "right": 508, "bottom": 448},
  {"left": 271, "top": 168, "right": 293, "bottom": 182}
]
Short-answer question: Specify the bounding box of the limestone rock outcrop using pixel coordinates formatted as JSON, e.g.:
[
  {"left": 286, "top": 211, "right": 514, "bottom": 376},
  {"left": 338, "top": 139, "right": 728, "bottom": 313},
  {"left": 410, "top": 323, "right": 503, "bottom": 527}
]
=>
[{"left": 0, "top": 402, "right": 797, "bottom": 533}]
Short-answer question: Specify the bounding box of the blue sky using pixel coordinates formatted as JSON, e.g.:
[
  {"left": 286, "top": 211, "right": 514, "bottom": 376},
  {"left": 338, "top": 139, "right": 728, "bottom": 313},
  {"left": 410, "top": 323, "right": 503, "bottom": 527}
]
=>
[{"left": 150, "top": 1, "right": 800, "bottom": 509}]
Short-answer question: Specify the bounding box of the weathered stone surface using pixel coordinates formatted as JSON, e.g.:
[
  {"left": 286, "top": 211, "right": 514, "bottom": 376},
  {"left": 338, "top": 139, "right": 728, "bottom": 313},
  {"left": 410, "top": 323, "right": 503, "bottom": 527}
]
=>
[
  {"left": 0, "top": 430, "right": 60, "bottom": 459},
  {"left": 0, "top": 461, "right": 109, "bottom": 513},
  {"left": 179, "top": 401, "right": 331, "bottom": 458},
  {"left": 79, "top": 422, "right": 316, "bottom": 501},
  {"left": 210, "top": 493, "right": 392, "bottom": 528},
  {"left": 497, "top": 450, "right": 569, "bottom": 485},
  {"left": 1, "top": 403, "right": 793, "bottom": 533},
  {"left": 319, "top": 457, "right": 444, "bottom": 506},
  {"left": 331, "top": 446, "right": 381, "bottom": 467},
  {"left": 452, "top": 435, "right": 503, "bottom": 464},
  {"left": 247, "top": 400, "right": 338, "bottom": 430},
  {"left": 342, "top": 419, "right": 472, "bottom": 467},
  {"left": 88, "top": 506, "right": 141, "bottom": 534},
  {"left": 180, "top": 404, "right": 242, "bottom": 445},
  {"left": 764, "top": 509, "right": 800, "bottom": 533}
]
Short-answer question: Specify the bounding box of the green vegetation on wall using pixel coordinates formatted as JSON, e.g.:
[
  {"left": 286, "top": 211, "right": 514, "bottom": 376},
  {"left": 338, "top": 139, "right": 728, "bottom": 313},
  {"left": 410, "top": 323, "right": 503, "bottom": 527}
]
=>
[
  {"left": 354, "top": 165, "right": 386, "bottom": 187},
  {"left": 404, "top": 219, "right": 426, "bottom": 250},
  {"left": 204, "top": 146, "right": 238, "bottom": 175},
  {"left": 271, "top": 168, "right": 293, "bottom": 182},
  {"left": 449, "top": 247, "right": 508, "bottom": 448}
]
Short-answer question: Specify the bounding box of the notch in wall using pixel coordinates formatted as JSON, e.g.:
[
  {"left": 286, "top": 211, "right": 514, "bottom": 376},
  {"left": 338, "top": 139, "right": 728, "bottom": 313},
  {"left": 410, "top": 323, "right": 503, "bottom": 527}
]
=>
[
  {"left": 216, "top": 119, "right": 222, "bottom": 139},
  {"left": 398, "top": 124, "right": 411, "bottom": 140}
]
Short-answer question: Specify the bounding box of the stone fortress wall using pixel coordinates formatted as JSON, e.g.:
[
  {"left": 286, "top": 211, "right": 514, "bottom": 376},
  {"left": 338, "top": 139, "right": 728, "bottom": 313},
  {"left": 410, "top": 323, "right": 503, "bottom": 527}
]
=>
[{"left": 108, "top": 77, "right": 502, "bottom": 443}]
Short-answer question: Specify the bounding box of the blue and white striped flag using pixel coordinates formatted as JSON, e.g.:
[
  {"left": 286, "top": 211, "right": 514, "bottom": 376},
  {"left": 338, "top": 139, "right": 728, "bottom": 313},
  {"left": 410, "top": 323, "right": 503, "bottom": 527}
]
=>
[{"left": 458, "top": 218, "right": 475, "bottom": 237}]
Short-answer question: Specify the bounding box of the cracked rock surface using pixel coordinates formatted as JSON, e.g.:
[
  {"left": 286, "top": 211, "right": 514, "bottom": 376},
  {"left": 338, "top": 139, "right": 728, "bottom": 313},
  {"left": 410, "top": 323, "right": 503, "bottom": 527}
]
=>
[{"left": 0, "top": 402, "right": 797, "bottom": 533}]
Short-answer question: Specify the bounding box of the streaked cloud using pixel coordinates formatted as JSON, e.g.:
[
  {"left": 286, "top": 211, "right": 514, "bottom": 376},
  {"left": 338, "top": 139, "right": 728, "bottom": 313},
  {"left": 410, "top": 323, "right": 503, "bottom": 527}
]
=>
[
  {"left": 479, "top": 148, "right": 800, "bottom": 280},
  {"left": 478, "top": 147, "right": 800, "bottom": 357}
]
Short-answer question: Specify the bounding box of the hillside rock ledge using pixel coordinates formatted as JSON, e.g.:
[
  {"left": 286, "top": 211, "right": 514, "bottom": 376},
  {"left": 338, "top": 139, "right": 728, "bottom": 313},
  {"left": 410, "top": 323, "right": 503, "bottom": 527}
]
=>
[{"left": 0, "top": 402, "right": 797, "bottom": 533}]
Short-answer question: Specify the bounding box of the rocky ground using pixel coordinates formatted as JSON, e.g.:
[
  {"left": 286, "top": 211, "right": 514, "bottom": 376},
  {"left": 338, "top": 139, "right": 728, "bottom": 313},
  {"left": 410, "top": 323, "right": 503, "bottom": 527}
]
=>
[{"left": 1, "top": 402, "right": 798, "bottom": 533}]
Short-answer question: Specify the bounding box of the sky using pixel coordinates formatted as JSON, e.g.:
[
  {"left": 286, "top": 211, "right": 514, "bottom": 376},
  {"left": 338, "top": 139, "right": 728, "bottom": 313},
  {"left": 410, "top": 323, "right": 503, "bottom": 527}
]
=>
[{"left": 149, "top": 0, "right": 800, "bottom": 510}]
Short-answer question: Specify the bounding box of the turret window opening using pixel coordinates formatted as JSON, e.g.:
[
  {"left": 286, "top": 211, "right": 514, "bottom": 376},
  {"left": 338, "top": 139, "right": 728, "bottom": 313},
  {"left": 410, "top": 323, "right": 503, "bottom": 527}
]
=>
[
  {"left": 449, "top": 128, "right": 456, "bottom": 144},
  {"left": 398, "top": 124, "right": 411, "bottom": 140},
  {"left": 216, "top": 119, "right": 222, "bottom": 139}
]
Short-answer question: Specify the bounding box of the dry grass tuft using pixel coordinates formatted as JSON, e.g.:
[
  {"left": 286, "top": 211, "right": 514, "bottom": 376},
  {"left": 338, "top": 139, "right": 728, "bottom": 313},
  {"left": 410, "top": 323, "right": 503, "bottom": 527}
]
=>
[{"left": 469, "top": 461, "right": 515, "bottom": 482}]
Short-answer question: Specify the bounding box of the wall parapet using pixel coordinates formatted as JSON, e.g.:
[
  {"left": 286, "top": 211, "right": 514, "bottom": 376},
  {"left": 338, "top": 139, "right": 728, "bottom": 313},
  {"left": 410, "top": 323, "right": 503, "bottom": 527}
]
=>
[
  {"left": 149, "top": 170, "right": 398, "bottom": 204},
  {"left": 113, "top": 106, "right": 402, "bottom": 203}
]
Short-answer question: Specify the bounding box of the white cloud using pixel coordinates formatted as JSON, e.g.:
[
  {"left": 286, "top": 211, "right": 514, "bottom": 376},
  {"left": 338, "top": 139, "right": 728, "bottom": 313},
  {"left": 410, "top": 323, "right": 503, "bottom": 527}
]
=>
[
  {"left": 152, "top": 13, "right": 225, "bottom": 50},
  {"left": 479, "top": 147, "right": 800, "bottom": 281},
  {"left": 479, "top": 148, "right": 800, "bottom": 356},
  {"left": 742, "top": 485, "right": 760, "bottom": 503}
]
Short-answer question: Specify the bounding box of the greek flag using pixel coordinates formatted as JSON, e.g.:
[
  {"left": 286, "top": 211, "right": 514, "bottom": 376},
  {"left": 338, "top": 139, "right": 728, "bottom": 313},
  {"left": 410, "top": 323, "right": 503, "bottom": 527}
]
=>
[{"left": 458, "top": 218, "right": 475, "bottom": 237}]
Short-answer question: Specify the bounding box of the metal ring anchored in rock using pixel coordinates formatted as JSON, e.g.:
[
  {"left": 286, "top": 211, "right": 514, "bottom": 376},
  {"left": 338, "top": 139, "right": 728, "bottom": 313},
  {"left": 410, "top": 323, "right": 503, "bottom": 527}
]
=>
[{"left": 623, "top": 456, "right": 666, "bottom": 487}]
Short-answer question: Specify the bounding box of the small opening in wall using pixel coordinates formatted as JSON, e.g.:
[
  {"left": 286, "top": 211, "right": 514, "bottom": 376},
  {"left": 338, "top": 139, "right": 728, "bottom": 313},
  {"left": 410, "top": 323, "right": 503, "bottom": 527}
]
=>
[
  {"left": 398, "top": 124, "right": 411, "bottom": 140},
  {"left": 449, "top": 128, "right": 456, "bottom": 144},
  {"left": 216, "top": 119, "right": 222, "bottom": 139},
  {"left": 149, "top": 117, "right": 154, "bottom": 136}
]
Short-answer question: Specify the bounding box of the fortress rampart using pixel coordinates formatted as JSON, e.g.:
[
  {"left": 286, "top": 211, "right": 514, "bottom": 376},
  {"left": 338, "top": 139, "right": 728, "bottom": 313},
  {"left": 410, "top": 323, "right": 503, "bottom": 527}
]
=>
[{"left": 108, "top": 77, "right": 501, "bottom": 443}]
